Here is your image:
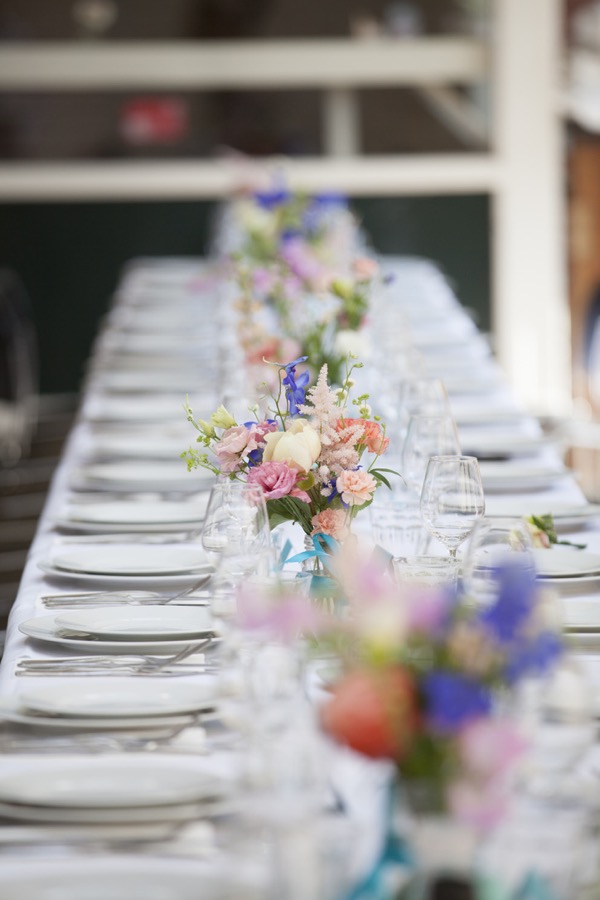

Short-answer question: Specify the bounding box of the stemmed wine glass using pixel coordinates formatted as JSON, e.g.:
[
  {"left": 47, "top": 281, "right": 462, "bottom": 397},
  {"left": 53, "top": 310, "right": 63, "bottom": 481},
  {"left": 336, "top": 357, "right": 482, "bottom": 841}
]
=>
[
  {"left": 402, "top": 414, "right": 461, "bottom": 499},
  {"left": 420, "top": 455, "right": 485, "bottom": 564},
  {"left": 201, "top": 481, "right": 272, "bottom": 606}
]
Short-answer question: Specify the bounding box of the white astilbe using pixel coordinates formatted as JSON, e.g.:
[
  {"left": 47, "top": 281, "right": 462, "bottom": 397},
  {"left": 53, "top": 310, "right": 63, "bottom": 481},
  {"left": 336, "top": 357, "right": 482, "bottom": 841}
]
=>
[{"left": 300, "top": 364, "right": 365, "bottom": 490}]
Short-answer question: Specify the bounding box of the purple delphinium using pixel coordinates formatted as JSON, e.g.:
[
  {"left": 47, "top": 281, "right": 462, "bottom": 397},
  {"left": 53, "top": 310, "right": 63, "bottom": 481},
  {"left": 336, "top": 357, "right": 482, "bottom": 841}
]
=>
[
  {"left": 477, "top": 562, "right": 537, "bottom": 646},
  {"left": 282, "top": 357, "right": 309, "bottom": 416},
  {"left": 424, "top": 671, "right": 492, "bottom": 734},
  {"left": 505, "top": 631, "right": 563, "bottom": 684}
]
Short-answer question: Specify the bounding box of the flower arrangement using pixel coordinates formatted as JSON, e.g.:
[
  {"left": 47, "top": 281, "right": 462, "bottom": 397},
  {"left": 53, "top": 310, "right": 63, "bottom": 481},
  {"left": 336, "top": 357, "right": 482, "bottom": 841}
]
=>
[
  {"left": 318, "top": 557, "right": 564, "bottom": 830},
  {"left": 229, "top": 187, "right": 379, "bottom": 387},
  {"left": 182, "top": 356, "right": 395, "bottom": 541}
]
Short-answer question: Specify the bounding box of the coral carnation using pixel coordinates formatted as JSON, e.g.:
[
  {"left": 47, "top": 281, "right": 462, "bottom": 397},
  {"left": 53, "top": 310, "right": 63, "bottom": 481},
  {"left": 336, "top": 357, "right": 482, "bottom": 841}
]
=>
[
  {"left": 311, "top": 509, "right": 350, "bottom": 541},
  {"left": 336, "top": 469, "right": 378, "bottom": 506}
]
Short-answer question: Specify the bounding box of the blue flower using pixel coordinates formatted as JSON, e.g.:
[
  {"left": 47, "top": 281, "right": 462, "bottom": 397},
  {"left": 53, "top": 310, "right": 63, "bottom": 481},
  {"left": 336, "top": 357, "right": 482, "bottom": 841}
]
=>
[
  {"left": 254, "top": 189, "right": 290, "bottom": 210},
  {"left": 424, "top": 671, "right": 492, "bottom": 734},
  {"left": 506, "top": 632, "right": 563, "bottom": 683},
  {"left": 282, "top": 357, "right": 309, "bottom": 416},
  {"left": 279, "top": 228, "right": 301, "bottom": 244},
  {"left": 477, "top": 562, "right": 537, "bottom": 646}
]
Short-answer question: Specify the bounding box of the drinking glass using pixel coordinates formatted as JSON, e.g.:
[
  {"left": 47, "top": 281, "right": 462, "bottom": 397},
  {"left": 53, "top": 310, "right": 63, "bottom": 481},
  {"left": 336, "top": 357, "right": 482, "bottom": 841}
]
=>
[
  {"left": 397, "top": 377, "right": 450, "bottom": 438},
  {"left": 420, "top": 455, "right": 485, "bottom": 563},
  {"left": 401, "top": 414, "right": 461, "bottom": 499},
  {"left": 461, "top": 516, "right": 536, "bottom": 607},
  {"left": 201, "top": 481, "right": 272, "bottom": 613}
]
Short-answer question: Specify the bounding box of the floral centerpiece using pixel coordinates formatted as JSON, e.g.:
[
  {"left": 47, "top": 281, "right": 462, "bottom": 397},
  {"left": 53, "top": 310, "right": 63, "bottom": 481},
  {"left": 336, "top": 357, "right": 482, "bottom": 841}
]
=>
[
  {"left": 228, "top": 187, "right": 379, "bottom": 387},
  {"left": 319, "top": 557, "right": 563, "bottom": 831},
  {"left": 182, "top": 357, "right": 395, "bottom": 546}
]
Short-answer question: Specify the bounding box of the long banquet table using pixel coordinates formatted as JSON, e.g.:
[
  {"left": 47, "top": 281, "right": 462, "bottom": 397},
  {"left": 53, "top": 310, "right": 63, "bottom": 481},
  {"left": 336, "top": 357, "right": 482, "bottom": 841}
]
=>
[{"left": 0, "top": 255, "right": 599, "bottom": 897}]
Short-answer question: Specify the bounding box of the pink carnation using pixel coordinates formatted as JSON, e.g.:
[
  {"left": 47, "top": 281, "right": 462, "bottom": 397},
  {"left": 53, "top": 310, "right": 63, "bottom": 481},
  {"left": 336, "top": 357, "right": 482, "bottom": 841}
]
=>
[
  {"left": 311, "top": 509, "right": 350, "bottom": 541},
  {"left": 336, "top": 469, "right": 378, "bottom": 506},
  {"left": 247, "top": 461, "right": 310, "bottom": 502}
]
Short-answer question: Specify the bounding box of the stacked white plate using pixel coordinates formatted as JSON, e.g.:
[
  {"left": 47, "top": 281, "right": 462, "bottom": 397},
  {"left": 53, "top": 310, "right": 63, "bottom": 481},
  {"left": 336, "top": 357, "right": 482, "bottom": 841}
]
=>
[
  {"left": 38, "top": 545, "right": 213, "bottom": 587},
  {"left": 0, "top": 756, "right": 230, "bottom": 824},
  {"left": 55, "top": 499, "right": 209, "bottom": 534},
  {"left": 71, "top": 461, "right": 212, "bottom": 493}
]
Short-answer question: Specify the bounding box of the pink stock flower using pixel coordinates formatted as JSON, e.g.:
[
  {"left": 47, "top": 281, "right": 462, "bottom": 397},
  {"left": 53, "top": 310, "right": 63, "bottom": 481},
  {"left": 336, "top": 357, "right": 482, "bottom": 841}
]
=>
[
  {"left": 236, "top": 585, "right": 322, "bottom": 644},
  {"left": 336, "top": 469, "right": 378, "bottom": 506},
  {"left": 248, "top": 460, "right": 310, "bottom": 502},
  {"left": 252, "top": 267, "right": 277, "bottom": 296},
  {"left": 352, "top": 256, "right": 379, "bottom": 281},
  {"left": 245, "top": 420, "right": 278, "bottom": 453},
  {"left": 447, "top": 778, "right": 510, "bottom": 833},
  {"left": 457, "top": 718, "right": 527, "bottom": 781},
  {"left": 215, "top": 425, "right": 251, "bottom": 473},
  {"left": 311, "top": 509, "right": 350, "bottom": 541}
]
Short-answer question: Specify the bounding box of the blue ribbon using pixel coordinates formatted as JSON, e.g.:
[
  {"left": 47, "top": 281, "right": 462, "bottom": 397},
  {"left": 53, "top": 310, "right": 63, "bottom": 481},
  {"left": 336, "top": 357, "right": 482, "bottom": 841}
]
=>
[{"left": 286, "top": 532, "right": 339, "bottom": 573}]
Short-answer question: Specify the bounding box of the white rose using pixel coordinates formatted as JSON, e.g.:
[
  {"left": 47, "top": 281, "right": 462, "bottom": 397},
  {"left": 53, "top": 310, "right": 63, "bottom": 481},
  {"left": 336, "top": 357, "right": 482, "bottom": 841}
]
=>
[{"left": 262, "top": 420, "right": 321, "bottom": 472}]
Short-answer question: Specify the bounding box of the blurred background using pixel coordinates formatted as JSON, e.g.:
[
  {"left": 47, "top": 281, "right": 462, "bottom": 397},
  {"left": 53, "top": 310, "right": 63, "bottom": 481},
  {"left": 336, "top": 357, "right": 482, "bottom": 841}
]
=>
[{"left": 0, "top": 0, "right": 598, "bottom": 418}]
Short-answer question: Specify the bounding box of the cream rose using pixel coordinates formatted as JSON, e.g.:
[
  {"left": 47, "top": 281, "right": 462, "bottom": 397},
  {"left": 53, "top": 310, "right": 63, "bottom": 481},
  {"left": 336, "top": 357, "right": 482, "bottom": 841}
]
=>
[{"left": 262, "top": 420, "right": 321, "bottom": 473}]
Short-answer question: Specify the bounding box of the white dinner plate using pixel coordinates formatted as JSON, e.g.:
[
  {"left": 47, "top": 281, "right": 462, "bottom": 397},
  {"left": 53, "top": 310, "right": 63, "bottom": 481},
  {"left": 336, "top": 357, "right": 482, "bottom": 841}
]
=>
[
  {"left": 0, "top": 758, "right": 227, "bottom": 809},
  {"left": 85, "top": 396, "right": 195, "bottom": 423},
  {"left": 90, "top": 433, "right": 200, "bottom": 459},
  {"left": 48, "top": 545, "right": 211, "bottom": 578},
  {"left": 55, "top": 606, "right": 214, "bottom": 641},
  {"left": 71, "top": 461, "right": 211, "bottom": 493},
  {"left": 18, "top": 679, "right": 216, "bottom": 719},
  {"left": 460, "top": 434, "right": 554, "bottom": 459},
  {"left": 0, "top": 859, "right": 246, "bottom": 900},
  {"left": 485, "top": 499, "right": 600, "bottom": 527},
  {"left": 19, "top": 613, "right": 214, "bottom": 655},
  {"left": 478, "top": 462, "right": 568, "bottom": 493},
  {"left": 560, "top": 598, "right": 600, "bottom": 631},
  {"left": 0, "top": 694, "right": 196, "bottom": 731},
  {"left": 66, "top": 500, "right": 208, "bottom": 527},
  {"left": 56, "top": 499, "right": 209, "bottom": 534},
  {"left": 532, "top": 548, "right": 600, "bottom": 579},
  {"left": 37, "top": 560, "right": 212, "bottom": 589}
]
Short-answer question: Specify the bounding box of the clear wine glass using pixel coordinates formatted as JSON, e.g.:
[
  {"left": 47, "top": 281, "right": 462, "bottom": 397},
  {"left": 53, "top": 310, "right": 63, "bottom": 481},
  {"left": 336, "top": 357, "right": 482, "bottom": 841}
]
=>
[
  {"left": 201, "top": 481, "right": 271, "bottom": 590},
  {"left": 461, "top": 516, "right": 536, "bottom": 607},
  {"left": 420, "top": 455, "right": 485, "bottom": 563},
  {"left": 401, "top": 414, "right": 461, "bottom": 499}
]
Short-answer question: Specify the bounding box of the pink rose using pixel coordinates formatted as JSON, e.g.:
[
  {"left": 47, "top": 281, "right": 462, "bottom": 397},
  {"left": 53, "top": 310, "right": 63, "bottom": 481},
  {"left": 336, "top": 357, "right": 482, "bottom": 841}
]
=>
[
  {"left": 248, "top": 461, "right": 310, "bottom": 502},
  {"left": 336, "top": 469, "right": 378, "bottom": 507},
  {"left": 352, "top": 256, "right": 379, "bottom": 281},
  {"left": 311, "top": 509, "right": 350, "bottom": 541}
]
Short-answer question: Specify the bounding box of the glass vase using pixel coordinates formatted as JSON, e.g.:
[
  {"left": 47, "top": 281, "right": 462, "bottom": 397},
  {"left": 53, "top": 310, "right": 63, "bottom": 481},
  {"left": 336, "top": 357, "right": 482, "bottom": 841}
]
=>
[
  {"left": 301, "top": 534, "right": 341, "bottom": 610},
  {"left": 398, "top": 780, "right": 478, "bottom": 900}
]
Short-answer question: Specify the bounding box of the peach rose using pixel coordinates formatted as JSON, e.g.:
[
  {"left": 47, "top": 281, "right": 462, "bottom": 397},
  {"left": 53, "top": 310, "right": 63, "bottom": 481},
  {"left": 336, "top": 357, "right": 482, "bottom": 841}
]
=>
[{"left": 336, "top": 469, "right": 378, "bottom": 506}]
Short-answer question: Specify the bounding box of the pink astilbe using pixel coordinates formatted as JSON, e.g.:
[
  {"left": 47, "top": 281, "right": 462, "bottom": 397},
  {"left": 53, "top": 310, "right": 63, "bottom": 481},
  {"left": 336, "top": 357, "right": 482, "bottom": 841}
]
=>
[{"left": 299, "top": 366, "right": 365, "bottom": 492}]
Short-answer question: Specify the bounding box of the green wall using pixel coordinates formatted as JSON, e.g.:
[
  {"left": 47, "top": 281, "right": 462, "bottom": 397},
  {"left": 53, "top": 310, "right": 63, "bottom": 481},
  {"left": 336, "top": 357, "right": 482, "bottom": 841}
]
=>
[{"left": 0, "top": 195, "right": 489, "bottom": 394}]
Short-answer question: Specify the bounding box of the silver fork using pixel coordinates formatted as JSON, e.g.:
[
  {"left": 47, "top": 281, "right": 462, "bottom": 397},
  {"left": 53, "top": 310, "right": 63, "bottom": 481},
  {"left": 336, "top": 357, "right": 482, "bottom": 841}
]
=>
[
  {"left": 41, "top": 574, "right": 212, "bottom": 609},
  {"left": 15, "top": 635, "right": 220, "bottom": 676}
]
